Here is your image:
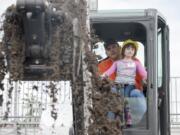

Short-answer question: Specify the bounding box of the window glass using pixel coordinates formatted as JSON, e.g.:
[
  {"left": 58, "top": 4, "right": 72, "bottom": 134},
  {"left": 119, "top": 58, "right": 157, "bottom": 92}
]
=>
[
  {"left": 93, "top": 40, "right": 147, "bottom": 130},
  {"left": 157, "top": 28, "right": 163, "bottom": 87}
]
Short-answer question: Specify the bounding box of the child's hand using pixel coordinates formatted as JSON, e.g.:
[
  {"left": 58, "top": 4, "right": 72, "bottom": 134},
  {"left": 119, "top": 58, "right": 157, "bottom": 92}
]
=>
[
  {"left": 100, "top": 73, "right": 108, "bottom": 79},
  {"left": 100, "top": 74, "right": 113, "bottom": 86}
]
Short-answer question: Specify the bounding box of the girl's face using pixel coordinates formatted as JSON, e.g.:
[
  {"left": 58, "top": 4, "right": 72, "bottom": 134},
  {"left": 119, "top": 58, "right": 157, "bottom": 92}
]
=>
[{"left": 124, "top": 46, "right": 135, "bottom": 58}]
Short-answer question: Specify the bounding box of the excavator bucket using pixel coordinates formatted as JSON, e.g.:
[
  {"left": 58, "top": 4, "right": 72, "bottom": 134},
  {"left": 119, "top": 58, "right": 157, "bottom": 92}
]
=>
[
  {"left": 2, "top": 0, "right": 65, "bottom": 80},
  {"left": 17, "top": 0, "right": 51, "bottom": 79}
]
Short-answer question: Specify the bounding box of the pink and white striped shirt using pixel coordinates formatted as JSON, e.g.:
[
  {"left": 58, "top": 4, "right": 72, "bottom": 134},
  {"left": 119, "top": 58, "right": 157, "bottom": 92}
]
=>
[{"left": 103, "top": 59, "right": 147, "bottom": 84}]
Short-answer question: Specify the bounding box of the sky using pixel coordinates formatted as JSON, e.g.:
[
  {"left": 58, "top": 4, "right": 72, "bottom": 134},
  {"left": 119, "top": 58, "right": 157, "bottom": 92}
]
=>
[
  {"left": 0, "top": 0, "right": 180, "bottom": 76},
  {"left": 0, "top": 0, "right": 15, "bottom": 15}
]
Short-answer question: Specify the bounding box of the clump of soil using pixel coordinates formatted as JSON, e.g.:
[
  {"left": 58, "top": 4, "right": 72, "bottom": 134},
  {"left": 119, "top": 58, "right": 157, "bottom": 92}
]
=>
[
  {"left": 46, "top": 82, "right": 58, "bottom": 121},
  {"left": 3, "top": 81, "right": 13, "bottom": 120}
]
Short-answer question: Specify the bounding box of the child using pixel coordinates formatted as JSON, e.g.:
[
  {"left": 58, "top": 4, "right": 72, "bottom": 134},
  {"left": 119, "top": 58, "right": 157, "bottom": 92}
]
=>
[{"left": 102, "top": 39, "right": 147, "bottom": 97}]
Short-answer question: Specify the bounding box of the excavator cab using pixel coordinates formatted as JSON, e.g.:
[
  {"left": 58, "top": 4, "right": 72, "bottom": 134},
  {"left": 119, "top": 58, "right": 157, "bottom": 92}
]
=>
[{"left": 90, "top": 9, "right": 170, "bottom": 135}]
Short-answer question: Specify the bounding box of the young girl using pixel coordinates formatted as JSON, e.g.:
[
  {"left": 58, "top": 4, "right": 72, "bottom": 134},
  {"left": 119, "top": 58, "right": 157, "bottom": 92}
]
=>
[{"left": 102, "top": 39, "right": 147, "bottom": 97}]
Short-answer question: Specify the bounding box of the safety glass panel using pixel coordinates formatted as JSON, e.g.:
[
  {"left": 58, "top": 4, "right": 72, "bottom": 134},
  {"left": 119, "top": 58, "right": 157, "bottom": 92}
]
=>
[{"left": 93, "top": 38, "right": 148, "bottom": 132}]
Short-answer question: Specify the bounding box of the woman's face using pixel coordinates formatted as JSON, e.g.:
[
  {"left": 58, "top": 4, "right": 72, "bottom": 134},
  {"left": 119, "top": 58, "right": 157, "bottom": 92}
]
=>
[{"left": 124, "top": 45, "right": 135, "bottom": 58}]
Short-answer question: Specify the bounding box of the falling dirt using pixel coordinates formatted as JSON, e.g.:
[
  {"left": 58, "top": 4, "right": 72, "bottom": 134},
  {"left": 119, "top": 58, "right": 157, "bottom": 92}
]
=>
[
  {"left": 0, "top": 42, "right": 6, "bottom": 92},
  {"left": 1, "top": 5, "right": 25, "bottom": 81},
  {"left": 0, "top": 0, "right": 123, "bottom": 135}
]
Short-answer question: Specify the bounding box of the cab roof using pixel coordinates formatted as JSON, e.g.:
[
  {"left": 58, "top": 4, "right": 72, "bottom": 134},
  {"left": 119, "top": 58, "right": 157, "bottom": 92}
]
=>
[{"left": 90, "top": 9, "right": 166, "bottom": 23}]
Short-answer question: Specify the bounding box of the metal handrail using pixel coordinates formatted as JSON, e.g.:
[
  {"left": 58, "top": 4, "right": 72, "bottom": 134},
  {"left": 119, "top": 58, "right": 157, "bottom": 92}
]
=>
[
  {"left": 170, "top": 77, "right": 180, "bottom": 127},
  {"left": 0, "top": 77, "right": 179, "bottom": 130}
]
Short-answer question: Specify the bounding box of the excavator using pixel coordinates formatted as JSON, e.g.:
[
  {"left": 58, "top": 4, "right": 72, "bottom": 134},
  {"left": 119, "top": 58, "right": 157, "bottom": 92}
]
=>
[{"left": 0, "top": 0, "right": 171, "bottom": 135}]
